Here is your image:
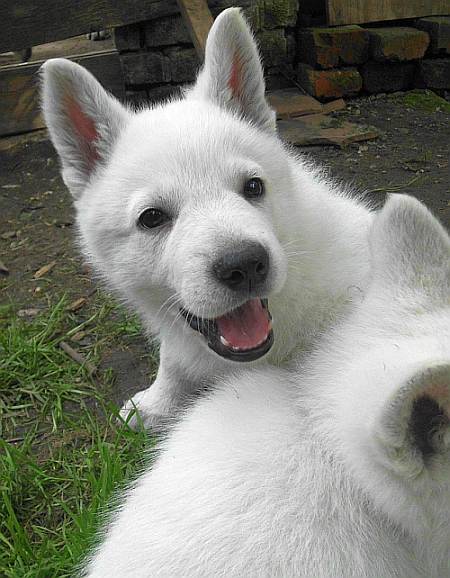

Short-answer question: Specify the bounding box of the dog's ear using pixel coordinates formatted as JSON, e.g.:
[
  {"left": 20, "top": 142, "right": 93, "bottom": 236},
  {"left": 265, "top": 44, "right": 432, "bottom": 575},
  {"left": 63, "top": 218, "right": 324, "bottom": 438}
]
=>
[
  {"left": 41, "top": 58, "right": 130, "bottom": 198},
  {"left": 191, "top": 8, "right": 276, "bottom": 133},
  {"left": 374, "top": 362, "right": 450, "bottom": 479},
  {"left": 369, "top": 194, "right": 450, "bottom": 308}
]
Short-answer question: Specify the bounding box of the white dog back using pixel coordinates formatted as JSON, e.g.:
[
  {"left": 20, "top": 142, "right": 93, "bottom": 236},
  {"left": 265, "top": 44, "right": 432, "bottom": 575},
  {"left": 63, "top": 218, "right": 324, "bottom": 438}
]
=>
[{"left": 84, "top": 194, "right": 450, "bottom": 577}]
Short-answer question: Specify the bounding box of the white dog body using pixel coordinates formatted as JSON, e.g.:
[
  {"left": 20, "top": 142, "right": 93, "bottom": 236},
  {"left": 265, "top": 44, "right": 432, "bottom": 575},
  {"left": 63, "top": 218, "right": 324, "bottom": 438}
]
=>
[
  {"left": 84, "top": 195, "right": 450, "bottom": 577},
  {"left": 42, "top": 9, "right": 372, "bottom": 426}
]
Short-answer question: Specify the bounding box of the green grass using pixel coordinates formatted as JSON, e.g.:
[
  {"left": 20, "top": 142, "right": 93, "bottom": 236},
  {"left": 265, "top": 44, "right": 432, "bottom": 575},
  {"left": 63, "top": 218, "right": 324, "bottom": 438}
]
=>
[
  {"left": 393, "top": 89, "right": 450, "bottom": 113},
  {"left": 0, "top": 297, "right": 155, "bottom": 577}
]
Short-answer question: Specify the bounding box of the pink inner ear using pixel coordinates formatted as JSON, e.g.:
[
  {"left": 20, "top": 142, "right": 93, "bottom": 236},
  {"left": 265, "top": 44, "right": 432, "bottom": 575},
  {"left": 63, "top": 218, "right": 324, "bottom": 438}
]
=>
[
  {"left": 228, "top": 52, "right": 244, "bottom": 100},
  {"left": 65, "top": 94, "right": 100, "bottom": 169}
]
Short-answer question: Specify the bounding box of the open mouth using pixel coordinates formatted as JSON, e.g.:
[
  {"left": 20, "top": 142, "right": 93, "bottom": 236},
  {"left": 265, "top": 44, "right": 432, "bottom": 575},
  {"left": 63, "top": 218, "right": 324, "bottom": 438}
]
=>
[{"left": 180, "top": 298, "right": 273, "bottom": 362}]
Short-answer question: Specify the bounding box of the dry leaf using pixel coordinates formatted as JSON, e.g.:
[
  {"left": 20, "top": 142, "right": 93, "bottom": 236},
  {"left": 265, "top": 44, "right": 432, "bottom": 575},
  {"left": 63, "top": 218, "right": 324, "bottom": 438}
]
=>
[
  {"left": 67, "top": 297, "right": 87, "bottom": 312},
  {"left": 17, "top": 308, "right": 41, "bottom": 319},
  {"left": 0, "top": 259, "right": 9, "bottom": 276},
  {"left": 71, "top": 330, "right": 86, "bottom": 342},
  {"left": 33, "top": 260, "right": 56, "bottom": 279}
]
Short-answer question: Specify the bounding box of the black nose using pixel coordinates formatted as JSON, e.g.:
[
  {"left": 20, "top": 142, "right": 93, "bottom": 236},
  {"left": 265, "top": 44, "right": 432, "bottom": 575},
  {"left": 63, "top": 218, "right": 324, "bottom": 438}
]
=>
[{"left": 213, "top": 242, "right": 270, "bottom": 292}]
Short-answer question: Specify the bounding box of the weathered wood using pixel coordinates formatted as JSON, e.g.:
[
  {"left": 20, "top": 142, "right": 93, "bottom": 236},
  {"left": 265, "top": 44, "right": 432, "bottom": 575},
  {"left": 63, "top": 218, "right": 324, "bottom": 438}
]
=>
[
  {"left": 0, "top": 0, "right": 178, "bottom": 53},
  {"left": 0, "top": 50, "right": 124, "bottom": 137},
  {"left": 176, "top": 0, "right": 213, "bottom": 59},
  {"left": 326, "top": 0, "right": 450, "bottom": 26}
]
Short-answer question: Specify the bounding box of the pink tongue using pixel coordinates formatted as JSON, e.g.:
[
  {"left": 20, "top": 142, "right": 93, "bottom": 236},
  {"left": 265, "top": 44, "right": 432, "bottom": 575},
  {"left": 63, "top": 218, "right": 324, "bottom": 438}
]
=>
[{"left": 216, "top": 299, "right": 271, "bottom": 350}]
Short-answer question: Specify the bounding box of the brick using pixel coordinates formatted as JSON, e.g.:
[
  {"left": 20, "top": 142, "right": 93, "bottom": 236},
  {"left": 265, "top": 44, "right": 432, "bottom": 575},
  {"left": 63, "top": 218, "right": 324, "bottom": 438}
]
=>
[
  {"left": 415, "top": 17, "right": 450, "bottom": 55},
  {"left": 114, "top": 24, "right": 141, "bottom": 52},
  {"left": 297, "top": 64, "right": 362, "bottom": 100},
  {"left": 361, "top": 61, "right": 415, "bottom": 93},
  {"left": 256, "top": 29, "right": 287, "bottom": 67},
  {"left": 121, "top": 52, "right": 171, "bottom": 86},
  {"left": 144, "top": 15, "right": 191, "bottom": 47},
  {"left": 298, "top": 25, "right": 369, "bottom": 69},
  {"left": 417, "top": 58, "right": 450, "bottom": 89},
  {"left": 368, "top": 27, "right": 430, "bottom": 62},
  {"left": 165, "top": 47, "right": 199, "bottom": 83}
]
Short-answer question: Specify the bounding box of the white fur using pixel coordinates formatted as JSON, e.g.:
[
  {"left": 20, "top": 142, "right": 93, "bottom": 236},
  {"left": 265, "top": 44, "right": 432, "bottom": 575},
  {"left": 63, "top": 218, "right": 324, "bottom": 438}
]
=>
[
  {"left": 41, "top": 8, "right": 372, "bottom": 427},
  {"left": 84, "top": 195, "right": 450, "bottom": 577}
]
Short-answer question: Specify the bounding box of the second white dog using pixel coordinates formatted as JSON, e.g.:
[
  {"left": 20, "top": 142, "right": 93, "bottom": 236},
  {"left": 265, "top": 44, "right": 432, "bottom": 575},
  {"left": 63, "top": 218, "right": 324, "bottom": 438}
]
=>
[{"left": 84, "top": 195, "right": 450, "bottom": 577}]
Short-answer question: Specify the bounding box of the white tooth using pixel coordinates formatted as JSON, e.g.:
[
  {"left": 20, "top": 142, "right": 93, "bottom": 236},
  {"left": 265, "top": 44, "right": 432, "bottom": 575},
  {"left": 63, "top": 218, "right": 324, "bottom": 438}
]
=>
[{"left": 220, "top": 335, "right": 231, "bottom": 347}]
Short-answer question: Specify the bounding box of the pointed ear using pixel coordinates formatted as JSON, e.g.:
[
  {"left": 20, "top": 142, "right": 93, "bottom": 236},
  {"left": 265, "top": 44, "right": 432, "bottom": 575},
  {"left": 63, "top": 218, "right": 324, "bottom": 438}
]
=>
[
  {"left": 369, "top": 194, "right": 450, "bottom": 306},
  {"left": 190, "top": 8, "right": 276, "bottom": 132},
  {"left": 41, "top": 58, "right": 131, "bottom": 197},
  {"left": 374, "top": 362, "right": 450, "bottom": 479}
]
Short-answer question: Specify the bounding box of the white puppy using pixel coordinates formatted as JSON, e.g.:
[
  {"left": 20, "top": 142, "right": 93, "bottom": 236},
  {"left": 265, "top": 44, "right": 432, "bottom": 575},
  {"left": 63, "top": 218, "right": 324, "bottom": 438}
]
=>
[
  {"left": 84, "top": 195, "right": 450, "bottom": 577},
  {"left": 41, "top": 8, "right": 372, "bottom": 427}
]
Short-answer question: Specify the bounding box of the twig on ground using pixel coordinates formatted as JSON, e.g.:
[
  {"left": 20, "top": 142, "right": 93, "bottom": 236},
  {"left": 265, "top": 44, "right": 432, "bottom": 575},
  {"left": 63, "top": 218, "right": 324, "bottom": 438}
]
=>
[
  {"left": 366, "top": 175, "right": 421, "bottom": 194},
  {"left": 59, "top": 340, "right": 97, "bottom": 376}
]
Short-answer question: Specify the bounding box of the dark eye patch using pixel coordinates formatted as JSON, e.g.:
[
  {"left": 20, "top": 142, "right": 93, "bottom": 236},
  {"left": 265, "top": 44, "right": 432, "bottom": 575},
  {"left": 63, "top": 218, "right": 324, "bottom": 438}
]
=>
[
  {"left": 243, "top": 177, "right": 265, "bottom": 200},
  {"left": 138, "top": 208, "right": 170, "bottom": 230}
]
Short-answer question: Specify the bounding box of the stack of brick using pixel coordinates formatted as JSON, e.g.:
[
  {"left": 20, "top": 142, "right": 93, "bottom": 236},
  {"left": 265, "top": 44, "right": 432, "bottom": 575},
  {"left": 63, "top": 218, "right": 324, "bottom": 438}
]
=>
[
  {"left": 296, "top": 16, "right": 450, "bottom": 100},
  {"left": 115, "top": 0, "right": 299, "bottom": 106}
]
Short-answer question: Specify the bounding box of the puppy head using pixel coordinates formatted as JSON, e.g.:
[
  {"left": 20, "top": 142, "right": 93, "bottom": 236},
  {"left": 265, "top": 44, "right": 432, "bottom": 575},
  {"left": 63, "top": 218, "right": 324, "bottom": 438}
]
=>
[
  {"left": 41, "top": 9, "right": 294, "bottom": 362},
  {"left": 326, "top": 195, "right": 450, "bottom": 534}
]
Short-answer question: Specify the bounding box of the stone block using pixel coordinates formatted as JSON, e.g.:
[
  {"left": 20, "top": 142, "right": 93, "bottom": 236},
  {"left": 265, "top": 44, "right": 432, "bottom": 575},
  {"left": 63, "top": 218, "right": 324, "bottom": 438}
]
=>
[
  {"left": 361, "top": 61, "right": 415, "bottom": 93},
  {"left": 297, "top": 64, "right": 362, "bottom": 100},
  {"left": 144, "top": 15, "right": 191, "bottom": 47},
  {"left": 165, "top": 47, "right": 199, "bottom": 83},
  {"left": 256, "top": 29, "right": 287, "bottom": 67},
  {"left": 114, "top": 24, "right": 141, "bottom": 52},
  {"left": 298, "top": 25, "right": 369, "bottom": 69},
  {"left": 261, "top": 0, "right": 299, "bottom": 29},
  {"left": 417, "top": 58, "right": 450, "bottom": 89},
  {"left": 121, "top": 52, "right": 171, "bottom": 86},
  {"left": 415, "top": 17, "right": 450, "bottom": 55},
  {"left": 368, "top": 27, "right": 430, "bottom": 62},
  {"left": 265, "top": 68, "right": 293, "bottom": 91}
]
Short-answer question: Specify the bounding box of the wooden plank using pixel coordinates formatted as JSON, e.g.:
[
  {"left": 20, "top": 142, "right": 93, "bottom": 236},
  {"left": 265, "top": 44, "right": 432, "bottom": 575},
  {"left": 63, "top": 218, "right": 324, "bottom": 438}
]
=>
[
  {"left": 0, "top": 50, "right": 124, "bottom": 137},
  {"left": 0, "top": 0, "right": 178, "bottom": 54},
  {"left": 326, "top": 0, "right": 450, "bottom": 26},
  {"left": 278, "top": 115, "right": 379, "bottom": 147},
  {"left": 267, "top": 89, "right": 323, "bottom": 119},
  {"left": 176, "top": 0, "right": 213, "bottom": 59}
]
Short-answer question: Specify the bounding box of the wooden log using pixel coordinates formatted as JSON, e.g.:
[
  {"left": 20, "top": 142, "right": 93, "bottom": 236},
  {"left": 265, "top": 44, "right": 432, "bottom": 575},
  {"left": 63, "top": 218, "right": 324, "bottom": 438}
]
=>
[
  {"left": 0, "top": 0, "right": 178, "bottom": 53},
  {"left": 0, "top": 50, "right": 124, "bottom": 137},
  {"left": 176, "top": 0, "right": 213, "bottom": 59},
  {"left": 326, "top": 0, "right": 449, "bottom": 26}
]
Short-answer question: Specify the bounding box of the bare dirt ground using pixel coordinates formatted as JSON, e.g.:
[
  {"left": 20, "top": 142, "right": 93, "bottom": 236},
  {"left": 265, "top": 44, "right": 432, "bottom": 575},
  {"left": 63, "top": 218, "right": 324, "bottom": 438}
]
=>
[{"left": 1, "top": 90, "right": 449, "bottom": 404}]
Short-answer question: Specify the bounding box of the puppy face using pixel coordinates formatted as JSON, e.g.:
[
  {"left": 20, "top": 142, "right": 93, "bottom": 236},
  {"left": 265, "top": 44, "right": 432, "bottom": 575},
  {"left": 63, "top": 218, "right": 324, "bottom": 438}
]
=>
[
  {"left": 41, "top": 9, "right": 297, "bottom": 361},
  {"left": 78, "top": 101, "right": 291, "bottom": 360}
]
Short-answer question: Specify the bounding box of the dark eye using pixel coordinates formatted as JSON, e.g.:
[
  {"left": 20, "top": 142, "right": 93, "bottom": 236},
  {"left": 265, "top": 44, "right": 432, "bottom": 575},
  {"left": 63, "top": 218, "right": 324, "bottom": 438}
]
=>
[
  {"left": 243, "top": 177, "right": 265, "bottom": 199},
  {"left": 138, "top": 208, "right": 169, "bottom": 230}
]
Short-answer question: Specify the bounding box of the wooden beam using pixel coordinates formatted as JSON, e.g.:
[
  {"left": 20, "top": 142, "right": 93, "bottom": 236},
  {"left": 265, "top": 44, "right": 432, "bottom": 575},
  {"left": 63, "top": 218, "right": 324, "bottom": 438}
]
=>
[
  {"left": 326, "top": 0, "right": 449, "bottom": 26},
  {"left": 0, "top": 0, "right": 178, "bottom": 53},
  {"left": 176, "top": 0, "right": 213, "bottom": 59},
  {"left": 0, "top": 50, "right": 124, "bottom": 137}
]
